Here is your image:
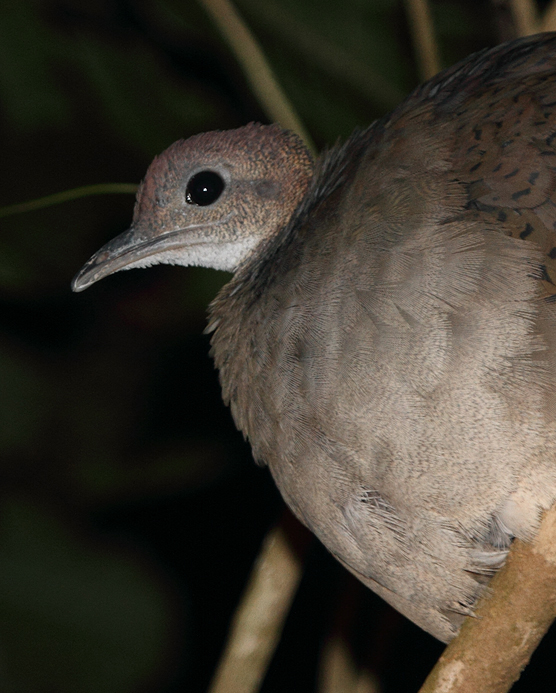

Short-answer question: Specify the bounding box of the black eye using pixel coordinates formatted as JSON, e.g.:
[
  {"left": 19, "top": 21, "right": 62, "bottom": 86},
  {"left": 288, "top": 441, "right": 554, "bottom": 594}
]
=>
[{"left": 185, "top": 171, "right": 225, "bottom": 206}]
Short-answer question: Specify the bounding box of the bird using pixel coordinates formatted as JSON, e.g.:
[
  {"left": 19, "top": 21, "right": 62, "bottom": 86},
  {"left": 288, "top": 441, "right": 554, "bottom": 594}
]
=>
[{"left": 73, "top": 33, "right": 556, "bottom": 643}]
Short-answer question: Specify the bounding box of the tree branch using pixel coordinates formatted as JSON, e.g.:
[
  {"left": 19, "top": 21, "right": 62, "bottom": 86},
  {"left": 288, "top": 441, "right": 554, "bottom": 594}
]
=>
[
  {"left": 509, "top": 0, "right": 540, "bottom": 36},
  {"left": 541, "top": 0, "right": 556, "bottom": 31},
  {"left": 404, "top": 0, "right": 441, "bottom": 80},
  {"left": 208, "top": 511, "right": 310, "bottom": 693},
  {"left": 419, "top": 503, "right": 556, "bottom": 693},
  {"left": 198, "top": 0, "right": 316, "bottom": 154}
]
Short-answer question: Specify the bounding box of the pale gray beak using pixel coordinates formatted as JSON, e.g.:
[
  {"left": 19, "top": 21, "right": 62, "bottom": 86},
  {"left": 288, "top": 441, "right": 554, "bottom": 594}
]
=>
[{"left": 71, "top": 227, "right": 178, "bottom": 292}]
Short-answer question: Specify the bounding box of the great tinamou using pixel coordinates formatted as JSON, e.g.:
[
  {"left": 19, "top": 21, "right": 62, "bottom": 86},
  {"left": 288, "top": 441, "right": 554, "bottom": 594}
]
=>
[{"left": 72, "top": 33, "right": 556, "bottom": 642}]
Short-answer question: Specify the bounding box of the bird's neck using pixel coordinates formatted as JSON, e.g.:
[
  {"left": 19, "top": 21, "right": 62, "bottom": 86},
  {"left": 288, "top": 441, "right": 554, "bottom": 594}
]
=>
[{"left": 206, "top": 126, "right": 374, "bottom": 456}]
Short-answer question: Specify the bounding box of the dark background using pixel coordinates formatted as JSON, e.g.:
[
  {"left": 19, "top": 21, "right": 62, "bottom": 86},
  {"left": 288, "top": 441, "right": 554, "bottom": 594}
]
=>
[{"left": 0, "top": 1, "right": 555, "bottom": 691}]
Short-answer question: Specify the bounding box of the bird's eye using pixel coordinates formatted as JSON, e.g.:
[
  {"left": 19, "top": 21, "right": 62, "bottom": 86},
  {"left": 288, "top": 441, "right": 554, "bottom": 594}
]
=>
[{"left": 185, "top": 171, "right": 225, "bottom": 206}]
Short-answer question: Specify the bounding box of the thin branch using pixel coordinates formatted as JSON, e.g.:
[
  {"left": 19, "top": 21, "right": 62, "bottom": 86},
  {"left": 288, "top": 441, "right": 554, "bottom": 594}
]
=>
[
  {"left": 404, "top": 0, "right": 441, "bottom": 80},
  {"left": 319, "top": 577, "right": 380, "bottom": 693},
  {"left": 320, "top": 635, "right": 381, "bottom": 693},
  {"left": 208, "top": 511, "right": 310, "bottom": 693},
  {"left": 541, "top": 0, "right": 556, "bottom": 31},
  {"left": 418, "top": 502, "right": 556, "bottom": 693},
  {"left": 318, "top": 574, "right": 384, "bottom": 693},
  {"left": 509, "top": 0, "right": 540, "bottom": 35},
  {"left": 0, "top": 183, "right": 138, "bottom": 218},
  {"left": 319, "top": 582, "right": 359, "bottom": 693},
  {"left": 198, "top": 0, "right": 316, "bottom": 155}
]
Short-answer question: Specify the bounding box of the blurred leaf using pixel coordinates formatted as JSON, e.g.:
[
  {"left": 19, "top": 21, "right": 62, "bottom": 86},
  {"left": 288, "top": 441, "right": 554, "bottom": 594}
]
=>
[
  {"left": 0, "top": 184, "right": 138, "bottom": 219},
  {"left": 0, "top": 345, "right": 49, "bottom": 455},
  {"left": 0, "top": 242, "right": 37, "bottom": 291},
  {"left": 0, "top": 497, "right": 179, "bottom": 693},
  {"left": 181, "top": 266, "right": 231, "bottom": 312},
  {"left": 76, "top": 441, "right": 231, "bottom": 502},
  {"left": 0, "top": 1, "right": 70, "bottom": 130},
  {"left": 234, "top": 0, "right": 412, "bottom": 142},
  {"left": 0, "top": 1, "right": 224, "bottom": 154},
  {"left": 71, "top": 35, "right": 219, "bottom": 155}
]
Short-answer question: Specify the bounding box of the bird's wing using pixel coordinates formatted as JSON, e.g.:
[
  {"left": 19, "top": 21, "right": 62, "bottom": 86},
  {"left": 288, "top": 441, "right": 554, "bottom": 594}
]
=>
[
  {"left": 266, "top": 34, "right": 556, "bottom": 639},
  {"left": 393, "top": 32, "right": 556, "bottom": 297}
]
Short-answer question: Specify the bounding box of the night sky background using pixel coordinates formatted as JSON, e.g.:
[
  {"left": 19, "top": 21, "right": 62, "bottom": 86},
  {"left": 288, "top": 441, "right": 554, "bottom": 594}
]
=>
[{"left": 1, "top": 1, "right": 555, "bottom": 691}]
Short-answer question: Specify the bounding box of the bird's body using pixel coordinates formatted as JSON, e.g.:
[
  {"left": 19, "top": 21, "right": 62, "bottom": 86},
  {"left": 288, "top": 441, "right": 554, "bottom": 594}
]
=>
[{"left": 74, "top": 33, "right": 556, "bottom": 641}]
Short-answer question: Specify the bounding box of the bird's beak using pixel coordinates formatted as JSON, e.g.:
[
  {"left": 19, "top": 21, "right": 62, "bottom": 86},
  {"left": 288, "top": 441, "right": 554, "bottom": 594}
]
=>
[
  {"left": 72, "top": 209, "right": 241, "bottom": 291},
  {"left": 71, "top": 227, "right": 145, "bottom": 292},
  {"left": 71, "top": 226, "right": 188, "bottom": 292},
  {"left": 72, "top": 224, "right": 190, "bottom": 292}
]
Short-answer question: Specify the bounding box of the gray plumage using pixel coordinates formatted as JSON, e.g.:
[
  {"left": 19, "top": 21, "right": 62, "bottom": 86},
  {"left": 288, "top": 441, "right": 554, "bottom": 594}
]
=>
[{"left": 73, "top": 33, "right": 556, "bottom": 642}]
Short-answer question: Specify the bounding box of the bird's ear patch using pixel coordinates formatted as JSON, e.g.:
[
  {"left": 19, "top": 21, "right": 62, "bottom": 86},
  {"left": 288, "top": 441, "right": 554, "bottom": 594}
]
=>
[{"left": 254, "top": 180, "right": 281, "bottom": 199}]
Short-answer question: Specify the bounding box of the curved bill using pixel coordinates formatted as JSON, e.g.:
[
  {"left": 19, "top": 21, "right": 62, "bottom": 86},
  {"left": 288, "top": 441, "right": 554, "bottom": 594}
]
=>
[
  {"left": 71, "top": 228, "right": 138, "bottom": 292},
  {"left": 72, "top": 226, "right": 187, "bottom": 293}
]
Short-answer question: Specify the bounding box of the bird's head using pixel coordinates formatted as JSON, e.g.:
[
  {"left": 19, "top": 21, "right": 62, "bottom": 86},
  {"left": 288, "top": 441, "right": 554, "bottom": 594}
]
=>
[{"left": 72, "top": 123, "right": 314, "bottom": 292}]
